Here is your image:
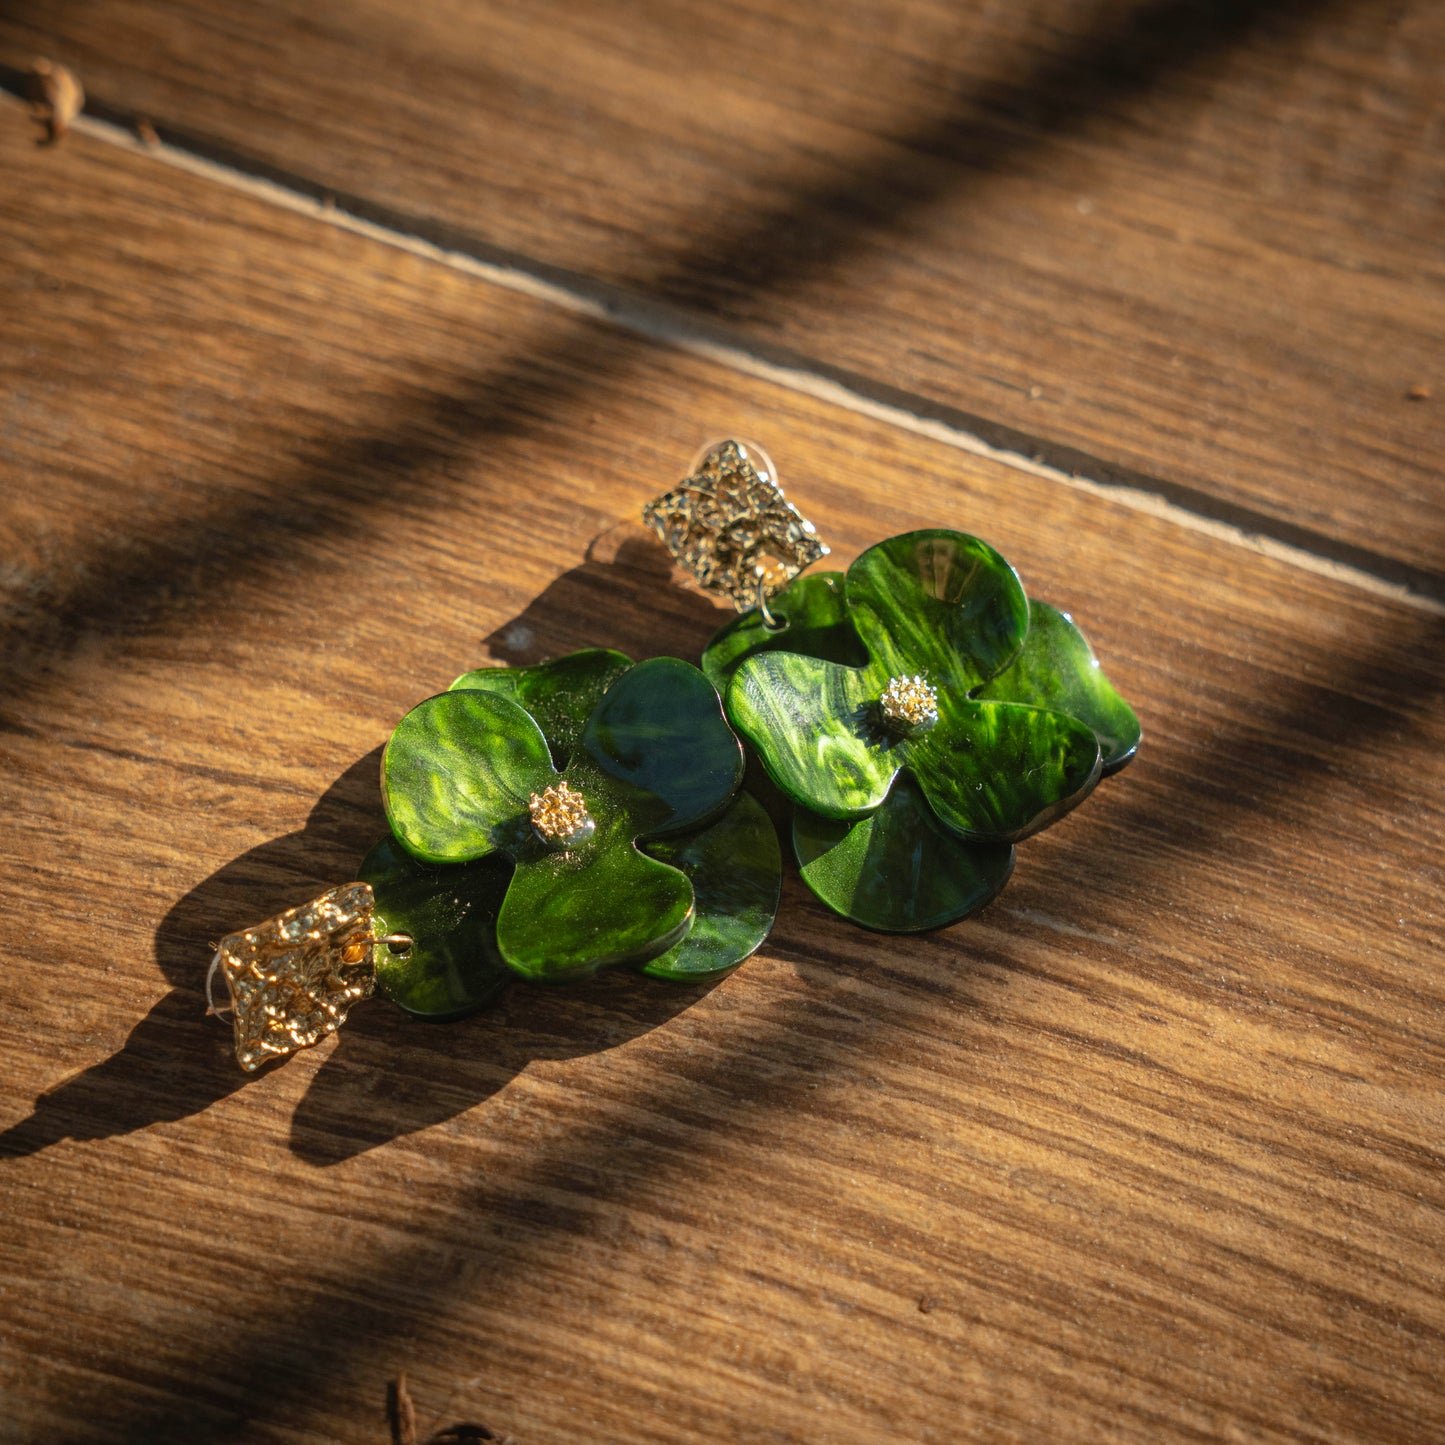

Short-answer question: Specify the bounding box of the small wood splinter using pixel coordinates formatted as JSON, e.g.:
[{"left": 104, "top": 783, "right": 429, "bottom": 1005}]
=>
[{"left": 28, "top": 58, "right": 84, "bottom": 144}]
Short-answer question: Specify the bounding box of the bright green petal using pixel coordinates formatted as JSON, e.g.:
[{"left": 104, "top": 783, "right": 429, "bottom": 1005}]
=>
[
  {"left": 640, "top": 791, "right": 781, "bottom": 980},
  {"left": 904, "top": 692, "right": 1101, "bottom": 843},
  {"left": 451, "top": 648, "right": 633, "bottom": 764},
  {"left": 578, "top": 657, "right": 742, "bottom": 837},
  {"left": 701, "top": 572, "right": 868, "bottom": 695},
  {"left": 382, "top": 689, "right": 556, "bottom": 863},
  {"left": 793, "top": 777, "right": 1015, "bottom": 932},
  {"left": 846, "top": 529, "right": 1029, "bottom": 686},
  {"left": 497, "top": 807, "right": 694, "bottom": 981},
  {"left": 727, "top": 651, "right": 899, "bottom": 819},
  {"left": 975, "top": 601, "right": 1140, "bottom": 773},
  {"left": 359, "top": 834, "right": 513, "bottom": 1020}
]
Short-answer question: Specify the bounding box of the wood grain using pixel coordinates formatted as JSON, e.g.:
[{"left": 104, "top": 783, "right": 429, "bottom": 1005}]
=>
[
  {"left": 2, "top": 106, "right": 1444, "bottom": 1445},
  {"left": 1, "top": 0, "right": 1442, "bottom": 589}
]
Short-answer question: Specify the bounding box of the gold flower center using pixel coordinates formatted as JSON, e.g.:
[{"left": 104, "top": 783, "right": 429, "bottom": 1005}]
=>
[
  {"left": 529, "top": 781, "right": 594, "bottom": 845},
  {"left": 878, "top": 674, "right": 939, "bottom": 733}
]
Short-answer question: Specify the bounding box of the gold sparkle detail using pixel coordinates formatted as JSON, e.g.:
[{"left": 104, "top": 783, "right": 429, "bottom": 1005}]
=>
[
  {"left": 642, "top": 439, "right": 828, "bottom": 612},
  {"left": 879, "top": 674, "right": 939, "bottom": 732},
  {"left": 529, "top": 780, "right": 593, "bottom": 845},
  {"left": 214, "top": 883, "right": 377, "bottom": 1072}
]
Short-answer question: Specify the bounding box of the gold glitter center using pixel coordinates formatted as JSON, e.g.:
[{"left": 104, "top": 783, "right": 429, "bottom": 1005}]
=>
[
  {"left": 879, "top": 674, "right": 939, "bottom": 732},
  {"left": 529, "top": 780, "right": 594, "bottom": 845}
]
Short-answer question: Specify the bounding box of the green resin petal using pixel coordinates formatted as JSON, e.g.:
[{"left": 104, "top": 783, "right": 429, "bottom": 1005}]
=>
[
  {"left": 794, "top": 776, "right": 1015, "bottom": 932},
  {"left": 640, "top": 791, "right": 782, "bottom": 980},
  {"left": 359, "top": 834, "right": 513, "bottom": 1019},
  {"left": 578, "top": 657, "right": 743, "bottom": 838},
  {"left": 451, "top": 648, "right": 633, "bottom": 764},
  {"left": 496, "top": 803, "right": 694, "bottom": 981},
  {"left": 846, "top": 529, "right": 1029, "bottom": 686},
  {"left": 975, "top": 601, "right": 1140, "bottom": 774},
  {"left": 727, "top": 651, "right": 898, "bottom": 819},
  {"left": 701, "top": 572, "right": 868, "bottom": 695},
  {"left": 382, "top": 689, "right": 555, "bottom": 863},
  {"left": 904, "top": 692, "right": 1102, "bottom": 843}
]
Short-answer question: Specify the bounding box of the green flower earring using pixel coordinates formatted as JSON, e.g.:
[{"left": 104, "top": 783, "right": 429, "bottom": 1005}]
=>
[
  {"left": 209, "top": 648, "right": 781, "bottom": 1071},
  {"left": 208, "top": 438, "right": 1136, "bottom": 1071},
  {"left": 648, "top": 441, "right": 1140, "bottom": 934}
]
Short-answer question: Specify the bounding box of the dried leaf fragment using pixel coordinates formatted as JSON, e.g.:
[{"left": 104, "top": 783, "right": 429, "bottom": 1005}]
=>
[
  {"left": 28, "top": 58, "right": 84, "bottom": 143},
  {"left": 388, "top": 1373, "right": 418, "bottom": 1445},
  {"left": 385, "top": 1376, "right": 510, "bottom": 1445}
]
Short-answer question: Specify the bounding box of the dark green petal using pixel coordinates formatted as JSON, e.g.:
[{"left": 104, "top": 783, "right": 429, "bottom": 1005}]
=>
[
  {"left": 640, "top": 791, "right": 782, "bottom": 980},
  {"left": 975, "top": 601, "right": 1140, "bottom": 773},
  {"left": 358, "top": 834, "right": 513, "bottom": 1019},
  {"left": 727, "top": 651, "right": 898, "bottom": 819},
  {"left": 793, "top": 776, "right": 1015, "bottom": 932},
  {"left": 578, "top": 657, "right": 743, "bottom": 837},
  {"left": 904, "top": 692, "right": 1102, "bottom": 842},
  {"left": 496, "top": 806, "right": 694, "bottom": 981},
  {"left": 382, "top": 689, "right": 555, "bottom": 863},
  {"left": 846, "top": 529, "right": 1029, "bottom": 686},
  {"left": 451, "top": 649, "right": 633, "bottom": 764},
  {"left": 701, "top": 572, "right": 868, "bottom": 694}
]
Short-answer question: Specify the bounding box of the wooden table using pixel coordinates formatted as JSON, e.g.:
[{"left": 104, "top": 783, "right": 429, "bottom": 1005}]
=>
[{"left": 1, "top": 4, "right": 1441, "bottom": 1441}]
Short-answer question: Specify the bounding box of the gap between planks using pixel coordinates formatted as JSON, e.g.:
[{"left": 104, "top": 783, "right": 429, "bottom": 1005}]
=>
[{"left": 22, "top": 93, "right": 1444, "bottom": 620}]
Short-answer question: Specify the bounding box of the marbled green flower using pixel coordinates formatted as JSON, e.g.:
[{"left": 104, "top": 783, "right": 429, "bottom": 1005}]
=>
[
  {"left": 371, "top": 651, "right": 779, "bottom": 1005},
  {"left": 705, "top": 530, "right": 1139, "bottom": 931}
]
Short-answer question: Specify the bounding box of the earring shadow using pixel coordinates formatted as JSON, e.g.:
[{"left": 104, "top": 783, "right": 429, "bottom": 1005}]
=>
[
  {"left": 288, "top": 966, "right": 723, "bottom": 1165},
  {"left": 481, "top": 525, "right": 728, "bottom": 667}
]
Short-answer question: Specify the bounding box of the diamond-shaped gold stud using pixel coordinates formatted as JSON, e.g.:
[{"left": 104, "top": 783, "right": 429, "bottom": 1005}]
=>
[
  {"left": 210, "top": 883, "right": 378, "bottom": 1072},
  {"left": 643, "top": 440, "right": 828, "bottom": 613}
]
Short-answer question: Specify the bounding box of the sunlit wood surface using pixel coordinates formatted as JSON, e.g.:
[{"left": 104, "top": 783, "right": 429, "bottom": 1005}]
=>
[
  {"left": 1, "top": 0, "right": 1442, "bottom": 589},
  {"left": 0, "top": 3, "right": 1442, "bottom": 1440}
]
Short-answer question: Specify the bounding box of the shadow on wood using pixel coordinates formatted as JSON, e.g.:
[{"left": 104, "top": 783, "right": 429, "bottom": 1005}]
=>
[
  {"left": 0, "top": 539, "right": 729, "bottom": 1166},
  {"left": 479, "top": 527, "right": 727, "bottom": 670},
  {"left": 0, "top": 750, "right": 386, "bottom": 1160}
]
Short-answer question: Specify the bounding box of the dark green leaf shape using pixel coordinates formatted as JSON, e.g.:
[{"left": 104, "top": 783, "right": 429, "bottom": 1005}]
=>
[
  {"left": 975, "top": 601, "right": 1140, "bottom": 774},
  {"left": 701, "top": 572, "right": 868, "bottom": 695},
  {"left": 359, "top": 834, "right": 513, "bottom": 1019},
  {"left": 451, "top": 649, "right": 633, "bottom": 764},
  {"left": 579, "top": 657, "right": 743, "bottom": 837},
  {"left": 640, "top": 791, "right": 782, "bottom": 980},
  {"left": 382, "top": 688, "right": 555, "bottom": 863},
  {"left": 846, "top": 529, "right": 1029, "bottom": 686},
  {"left": 793, "top": 776, "right": 1015, "bottom": 932},
  {"left": 497, "top": 775, "right": 693, "bottom": 981},
  {"left": 727, "top": 651, "right": 898, "bottom": 819},
  {"left": 905, "top": 692, "right": 1102, "bottom": 842}
]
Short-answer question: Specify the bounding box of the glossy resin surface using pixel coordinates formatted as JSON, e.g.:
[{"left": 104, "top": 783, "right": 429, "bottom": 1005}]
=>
[
  {"left": 383, "top": 654, "right": 775, "bottom": 981},
  {"left": 710, "top": 529, "right": 1138, "bottom": 929}
]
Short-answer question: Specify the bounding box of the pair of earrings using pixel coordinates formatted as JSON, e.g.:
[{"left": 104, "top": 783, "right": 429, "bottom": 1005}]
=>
[{"left": 209, "top": 440, "right": 1139, "bottom": 1071}]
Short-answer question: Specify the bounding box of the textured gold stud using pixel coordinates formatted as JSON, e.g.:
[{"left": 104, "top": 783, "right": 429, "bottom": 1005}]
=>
[
  {"left": 643, "top": 439, "right": 828, "bottom": 614},
  {"left": 209, "top": 883, "right": 379, "bottom": 1072}
]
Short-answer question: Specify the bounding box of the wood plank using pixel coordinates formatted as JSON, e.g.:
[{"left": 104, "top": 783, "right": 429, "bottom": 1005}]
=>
[
  {"left": 2, "top": 109, "right": 1444, "bottom": 1445},
  {"left": 1, "top": 0, "right": 1442, "bottom": 589}
]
